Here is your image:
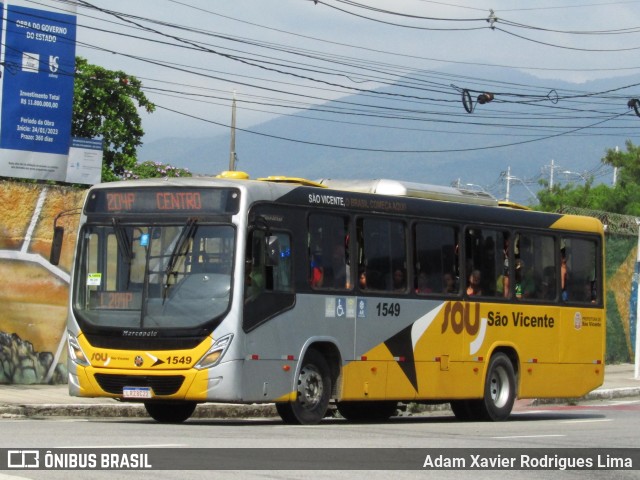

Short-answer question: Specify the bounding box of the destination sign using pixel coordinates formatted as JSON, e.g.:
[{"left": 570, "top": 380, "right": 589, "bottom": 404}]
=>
[{"left": 85, "top": 188, "right": 240, "bottom": 215}]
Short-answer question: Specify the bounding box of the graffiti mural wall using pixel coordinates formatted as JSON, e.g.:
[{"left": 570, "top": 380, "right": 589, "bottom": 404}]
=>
[{"left": 0, "top": 180, "right": 84, "bottom": 384}]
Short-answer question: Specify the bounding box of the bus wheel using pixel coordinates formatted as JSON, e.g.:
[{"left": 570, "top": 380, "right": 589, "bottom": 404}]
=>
[
  {"left": 336, "top": 401, "right": 398, "bottom": 422},
  {"left": 276, "top": 349, "right": 331, "bottom": 425},
  {"left": 480, "top": 353, "right": 516, "bottom": 421},
  {"left": 144, "top": 401, "right": 197, "bottom": 423}
]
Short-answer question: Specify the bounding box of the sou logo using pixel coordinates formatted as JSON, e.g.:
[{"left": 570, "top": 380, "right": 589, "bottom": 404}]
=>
[{"left": 441, "top": 301, "right": 487, "bottom": 355}]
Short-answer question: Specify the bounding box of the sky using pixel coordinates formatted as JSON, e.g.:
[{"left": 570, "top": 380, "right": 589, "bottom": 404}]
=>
[{"left": 60, "top": 0, "right": 640, "bottom": 141}]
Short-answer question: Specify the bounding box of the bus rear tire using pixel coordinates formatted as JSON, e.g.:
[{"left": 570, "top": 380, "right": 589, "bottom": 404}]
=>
[
  {"left": 144, "top": 401, "right": 197, "bottom": 423},
  {"left": 276, "top": 349, "right": 332, "bottom": 425},
  {"left": 336, "top": 401, "right": 398, "bottom": 422},
  {"left": 479, "top": 353, "right": 516, "bottom": 421}
]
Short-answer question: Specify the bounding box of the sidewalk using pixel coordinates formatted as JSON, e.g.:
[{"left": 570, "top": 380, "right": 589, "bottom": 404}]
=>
[{"left": 0, "top": 364, "right": 638, "bottom": 419}]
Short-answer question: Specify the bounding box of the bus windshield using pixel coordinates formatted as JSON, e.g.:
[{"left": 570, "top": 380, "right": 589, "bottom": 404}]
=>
[{"left": 73, "top": 222, "right": 235, "bottom": 331}]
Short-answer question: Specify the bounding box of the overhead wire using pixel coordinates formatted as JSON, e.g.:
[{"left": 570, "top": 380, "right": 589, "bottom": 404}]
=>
[
  {"left": 66, "top": 1, "right": 640, "bottom": 114},
  {"left": 21, "top": 0, "right": 640, "bottom": 155}
]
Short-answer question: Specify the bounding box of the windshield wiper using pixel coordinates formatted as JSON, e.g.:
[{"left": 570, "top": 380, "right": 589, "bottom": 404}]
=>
[
  {"left": 112, "top": 218, "right": 133, "bottom": 261},
  {"left": 163, "top": 218, "right": 198, "bottom": 300}
]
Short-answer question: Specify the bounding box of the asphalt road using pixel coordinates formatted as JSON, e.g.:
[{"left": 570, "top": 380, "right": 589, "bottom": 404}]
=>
[{"left": 0, "top": 396, "right": 639, "bottom": 480}]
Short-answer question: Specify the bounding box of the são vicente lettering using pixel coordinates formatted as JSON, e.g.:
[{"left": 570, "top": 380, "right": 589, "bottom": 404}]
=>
[{"left": 488, "top": 311, "right": 555, "bottom": 328}]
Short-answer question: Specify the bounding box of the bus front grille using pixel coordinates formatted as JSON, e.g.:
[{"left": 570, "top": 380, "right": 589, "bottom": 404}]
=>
[{"left": 94, "top": 374, "right": 185, "bottom": 396}]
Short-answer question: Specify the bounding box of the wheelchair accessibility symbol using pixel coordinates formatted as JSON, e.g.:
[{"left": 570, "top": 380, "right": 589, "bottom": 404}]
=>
[{"left": 324, "top": 297, "right": 352, "bottom": 318}]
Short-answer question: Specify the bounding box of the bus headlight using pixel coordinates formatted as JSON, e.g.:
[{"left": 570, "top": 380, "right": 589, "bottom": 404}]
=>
[
  {"left": 195, "top": 334, "right": 233, "bottom": 370},
  {"left": 68, "top": 332, "right": 90, "bottom": 367}
]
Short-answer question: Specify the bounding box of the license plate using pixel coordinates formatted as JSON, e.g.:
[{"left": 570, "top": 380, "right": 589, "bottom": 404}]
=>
[{"left": 123, "top": 386, "right": 153, "bottom": 399}]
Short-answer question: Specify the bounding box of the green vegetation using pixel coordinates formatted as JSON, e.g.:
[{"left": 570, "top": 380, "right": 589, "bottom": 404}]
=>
[
  {"left": 122, "top": 160, "right": 191, "bottom": 179},
  {"left": 536, "top": 141, "right": 640, "bottom": 215},
  {"left": 72, "top": 57, "right": 155, "bottom": 182}
]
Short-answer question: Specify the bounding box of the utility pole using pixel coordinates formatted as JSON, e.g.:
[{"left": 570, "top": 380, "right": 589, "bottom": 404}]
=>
[
  {"left": 613, "top": 146, "right": 619, "bottom": 186},
  {"left": 229, "top": 91, "right": 237, "bottom": 171},
  {"left": 550, "top": 159, "right": 554, "bottom": 190},
  {"left": 505, "top": 166, "right": 511, "bottom": 202}
]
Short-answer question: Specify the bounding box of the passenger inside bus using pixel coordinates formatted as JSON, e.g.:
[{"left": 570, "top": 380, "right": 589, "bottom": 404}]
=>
[
  {"left": 310, "top": 264, "right": 323, "bottom": 288},
  {"left": 358, "top": 269, "right": 367, "bottom": 290},
  {"left": 393, "top": 268, "right": 407, "bottom": 291},
  {"left": 443, "top": 272, "right": 457, "bottom": 294},
  {"left": 501, "top": 235, "right": 511, "bottom": 298},
  {"left": 330, "top": 242, "right": 348, "bottom": 289},
  {"left": 245, "top": 260, "right": 265, "bottom": 302},
  {"left": 466, "top": 270, "right": 482, "bottom": 296},
  {"left": 415, "top": 271, "right": 432, "bottom": 294},
  {"left": 561, "top": 248, "right": 569, "bottom": 301}
]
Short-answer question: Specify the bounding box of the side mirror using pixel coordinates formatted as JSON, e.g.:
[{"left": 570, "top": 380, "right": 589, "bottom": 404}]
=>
[
  {"left": 50, "top": 226, "right": 64, "bottom": 266},
  {"left": 265, "top": 235, "right": 280, "bottom": 266}
]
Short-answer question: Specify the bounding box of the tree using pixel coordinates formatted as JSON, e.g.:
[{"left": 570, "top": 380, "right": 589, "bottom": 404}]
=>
[
  {"left": 72, "top": 57, "right": 155, "bottom": 182},
  {"left": 536, "top": 178, "right": 611, "bottom": 212},
  {"left": 536, "top": 141, "right": 640, "bottom": 215},
  {"left": 600, "top": 140, "right": 640, "bottom": 215}
]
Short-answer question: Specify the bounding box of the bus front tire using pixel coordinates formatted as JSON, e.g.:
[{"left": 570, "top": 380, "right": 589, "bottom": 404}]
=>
[
  {"left": 144, "top": 401, "right": 197, "bottom": 423},
  {"left": 276, "top": 349, "right": 332, "bottom": 425},
  {"left": 336, "top": 401, "right": 398, "bottom": 422}
]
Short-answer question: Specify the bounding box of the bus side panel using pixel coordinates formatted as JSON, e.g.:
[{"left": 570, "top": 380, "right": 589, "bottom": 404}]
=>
[
  {"left": 241, "top": 359, "right": 298, "bottom": 402},
  {"left": 338, "top": 299, "right": 605, "bottom": 403},
  {"left": 557, "top": 307, "right": 606, "bottom": 364},
  {"left": 339, "top": 349, "right": 389, "bottom": 401},
  {"left": 413, "top": 361, "right": 485, "bottom": 399},
  {"left": 518, "top": 363, "right": 604, "bottom": 399},
  {"left": 241, "top": 297, "right": 356, "bottom": 402}
]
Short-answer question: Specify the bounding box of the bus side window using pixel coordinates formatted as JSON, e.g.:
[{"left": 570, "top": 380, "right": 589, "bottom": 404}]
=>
[
  {"left": 514, "top": 232, "right": 555, "bottom": 301},
  {"left": 308, "top": 214, "right": 350, "bottom": 290},
  {"left": 413, "top": 222, "right": 459, "bottom": 295},
  {"left": 245, "top": 230, "right": 265, "bottom": 301},
  {"left": 357, "top": 217, "right": 407, "bottom": 293},
  {"left": 560, "top": 237, "right": 599, "bottom": 304},
  {"left": 464, "top": 227, "right": 506, "bottom": 298},
  {"left": 245, "top": 230, "right": 293, "bottom": 300}
]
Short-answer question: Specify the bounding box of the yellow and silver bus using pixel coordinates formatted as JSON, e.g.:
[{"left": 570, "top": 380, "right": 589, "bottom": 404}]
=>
[{"left": 52, "top": 173, "right": 605, "bottom": 424}]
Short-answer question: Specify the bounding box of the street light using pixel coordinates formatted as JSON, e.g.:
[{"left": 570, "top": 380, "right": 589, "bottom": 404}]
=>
[{"left": 560, "top": 170, "right": 588, "bottom": 182}]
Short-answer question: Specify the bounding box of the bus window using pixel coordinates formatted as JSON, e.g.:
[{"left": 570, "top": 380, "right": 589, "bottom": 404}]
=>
[
  {"left": 561, "top": 237, "right": 599, "bottom": 304},
  {"left": 464, "top": 228, "right": 508, "bottom": 298},
  {"left": 308, "top": 214, "right": 350, "bottom": 290},
  {"left": 413, "top": 223, "right": 459, "bottom": 295},
  {"left": 272, "top": 233, "right": 293, "bottom": 292},
  {"left": 357, "top": 218, "right": 407, "bottom": 292},
  {"left": 514, "top": 232, "right": 556, "bottom": 301}
]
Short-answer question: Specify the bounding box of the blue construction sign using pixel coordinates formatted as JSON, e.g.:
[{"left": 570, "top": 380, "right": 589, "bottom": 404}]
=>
[{"left": 0, "top": 2, "right": 77, "bottom": 181}]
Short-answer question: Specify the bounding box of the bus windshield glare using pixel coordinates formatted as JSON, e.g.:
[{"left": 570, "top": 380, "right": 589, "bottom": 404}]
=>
[{"left": 73, "top": 222, "right": 235, "bottom": 330}]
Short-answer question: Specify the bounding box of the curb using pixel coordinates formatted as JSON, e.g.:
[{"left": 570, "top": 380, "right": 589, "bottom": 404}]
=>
[
  {"left": 1, "top": 388, "right": 637, "bottom": 419},
  {"left": 530, "top": 387, "right": 640, "bottom": 406},
  {"left": 585, "top": 387, "right": 640, "bottom": 400},
  {"left": 0, "top": 402, "right": 278, "bottom": 419}
]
